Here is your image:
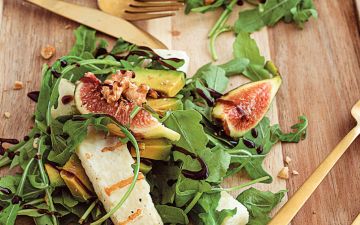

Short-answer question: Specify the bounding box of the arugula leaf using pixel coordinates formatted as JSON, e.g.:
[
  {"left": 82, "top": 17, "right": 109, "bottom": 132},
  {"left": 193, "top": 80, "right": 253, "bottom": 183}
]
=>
[
  {"left": 233, "top": 32, "right": 264, "bottom": 65},
  {"left": 175, "top": 176, "right": 212, "bottom": 207},
  {"left": 271, "top": 115, "right": 308, "bottom": 142},
  {"left": 164, "top": 110, "right": 208, "bottom": 153},
  {"left": 69, "top": 26, "right": 97, "bottom": 58},
  {"left": 149, "top": 162, "right": 181, "bottom": 205},
  {"left": 193, "top": 64, "right": 229, "bottom": 93},
  {"left": 155, "top": 205, "right": 189, "bottom": 224},
  {"left": 234, "top": 0, "right": 317, "bottom": 33},
  {"left": 48, "top": 115, "right": 110, "bottom": 165},
  {"left": 219, "top": 58, "right": 250, "bottom": 76},
  {"left": 289, "top": 0, "right": 318, "bottom": 28},
  {"left": 195, "top": 192, "right": 237, "bottom": 225},
  {"left": 110, "top": 38, "right": 136, "bottom": 55},
  {"left": 237, "top": 188, "right": 286, "bottom": 225},
  {"left": 233, "top": 32, "right": 272, "bottom": 81}
]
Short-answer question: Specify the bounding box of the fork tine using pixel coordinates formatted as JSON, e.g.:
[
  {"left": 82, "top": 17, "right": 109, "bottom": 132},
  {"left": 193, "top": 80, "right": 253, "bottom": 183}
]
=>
[
  {"left": 126, "top": 6, "right": 180, "bottom": 13},
  {"left": 125, "top": 12, "right": 176, "bottom": 21},
  {"left": 130, "top": 2, "right": 184, "bottom": 8}
]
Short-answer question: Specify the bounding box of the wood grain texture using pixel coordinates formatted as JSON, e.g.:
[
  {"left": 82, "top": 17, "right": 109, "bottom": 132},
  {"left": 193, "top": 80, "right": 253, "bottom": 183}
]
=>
[{"left": 268, "top": 0, "right": 360, "bottom": 224}]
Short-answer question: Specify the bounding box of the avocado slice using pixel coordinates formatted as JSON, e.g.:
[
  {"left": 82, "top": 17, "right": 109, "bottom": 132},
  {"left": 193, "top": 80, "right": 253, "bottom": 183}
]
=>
[
  {"left": 131, "top": 139, "right": 172, "bottom": 161},
  {"left": 147, "top": 98, "right": 183, "bottom": 115},
  {"left": 62, "top": 154, "right": 94, "bottom": 192},
  {"left": 132, "top": 68, "right": 185, "bottom": 97},
  {"left": 140, "top": 162, "right": 152, "bottom": 175},
  {"left": 44, "top": 164, "right": 65, "bottom": 187},
  {"left": 60, "top": 170, "right": 93, "bottom": 201}
]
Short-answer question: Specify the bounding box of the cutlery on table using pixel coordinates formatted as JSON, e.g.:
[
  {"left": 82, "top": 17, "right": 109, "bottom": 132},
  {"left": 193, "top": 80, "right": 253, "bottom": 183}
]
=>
[
  {"left": 25, "top": 0, "right": 168, "bottom": 49},
  {"left": 268, "top": 100, "right": 360, "bottom": 225},
  {"left": 352, "top": 213, "right": 360, "bottom": 225},
  {"left": 98, "top": 0, "right": 184, "bottom": 21}
]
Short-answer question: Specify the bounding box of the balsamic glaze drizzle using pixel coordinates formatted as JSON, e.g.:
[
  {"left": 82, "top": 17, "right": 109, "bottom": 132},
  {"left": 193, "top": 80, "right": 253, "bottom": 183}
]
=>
[{"left": 175, "top": 148, "right": 209, "bottom": 180}]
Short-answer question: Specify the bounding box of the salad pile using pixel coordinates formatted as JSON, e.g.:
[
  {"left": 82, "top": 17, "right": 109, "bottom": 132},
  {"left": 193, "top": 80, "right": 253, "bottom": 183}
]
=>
[
  {"left": 0, "top": 26, "right": 307, "bottom": 225},
  {"left": 184, "top": 0, "right": 318, "bottom": 60}
]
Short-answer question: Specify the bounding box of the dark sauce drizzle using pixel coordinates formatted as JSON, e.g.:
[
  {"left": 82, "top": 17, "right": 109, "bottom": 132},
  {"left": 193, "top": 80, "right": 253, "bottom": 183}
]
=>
[
  {"left": 196, "top": 88, "right": 214, "bottom": 106},
  {"left": 11, "top": 195, "right": 21, "bottom": 204},
  {"left": 242, "top": 138, "right": 256, "bottom": 148},
  {"left": 251, "top": 128, "right": 258, "bottom": 138},
  {"left": 61, "top": 95, "right": 74, "bottom": 105},
  {"left": 256, "top": 146, "right": 264, "bottom": 154},
  {"left": 0, "top": 138, "right": 20, "bottom": 156},
  {"left": 51, "top": 69, "right": 61, "bottom": 78},
  {"left": 27, "top": 91, "right": 40, "bottom": 103},
  {"left": 175, "top": 148, "right": 209, "bottom": 180},
  {"left": 0, "top": 186, "right": 12, "bottom": 195}
]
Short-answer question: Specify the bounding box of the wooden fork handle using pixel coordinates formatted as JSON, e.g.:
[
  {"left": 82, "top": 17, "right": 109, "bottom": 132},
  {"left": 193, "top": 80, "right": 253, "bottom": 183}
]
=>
[{"left": 268, "top": 125, "right": 360, "bottom": 225}]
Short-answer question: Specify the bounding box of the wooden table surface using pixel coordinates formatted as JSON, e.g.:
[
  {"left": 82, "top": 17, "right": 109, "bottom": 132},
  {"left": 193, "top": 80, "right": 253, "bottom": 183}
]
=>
[{"left": 0, "top": 0, "right": 360, "bottom": 225}]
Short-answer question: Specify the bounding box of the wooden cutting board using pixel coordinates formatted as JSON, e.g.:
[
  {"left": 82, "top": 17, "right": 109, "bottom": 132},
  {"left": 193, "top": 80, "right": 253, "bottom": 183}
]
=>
[{"left": 0, "top": 0, "right": 287, "bottom": 223}]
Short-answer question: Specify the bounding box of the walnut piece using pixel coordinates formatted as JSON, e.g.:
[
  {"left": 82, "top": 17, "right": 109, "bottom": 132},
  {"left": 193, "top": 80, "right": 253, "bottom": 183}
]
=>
[
  {"left": 41, "top": 45, "right": 56, "bottom": 59},
  {"left": 13, "top": 81, "right": 24, "bottom": 90},
  {"left": 285, "top": 156, "right": 292, "bottom": 164},
  {"left": 101, "top": 70, "right": 149, "bottom": 105},
  {"left": 277, "top": 167, "right": 289, "bottom": 179},
  {"left": 4, "top": 112, "right": 11, "bottom": 118},
  {"left": 292, "top": 170, "right": 299, "bottom": 175}
]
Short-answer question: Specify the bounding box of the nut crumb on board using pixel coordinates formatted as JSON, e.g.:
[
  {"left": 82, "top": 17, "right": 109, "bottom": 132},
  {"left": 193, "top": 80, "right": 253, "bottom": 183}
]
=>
[
  {"left": 285, "top": 156, "right": 292, "bottom": 164},
  {"left": 292, "top": 170, "right": 299, "bottom": 175},
  {"left": 13, "top": 81, "right": 24, "bottom": 90},
  {"left": 41, "top": 45, "right": 56, "bottom": 59},
  {"left": 277, "top": 166, "right": 289, "bottom": 179},
  {"left": 64, "top": 24, "right": 71, "bottom": 29},
  {"left": 4, "top": 112, "right": 11, "bottom": 118}
]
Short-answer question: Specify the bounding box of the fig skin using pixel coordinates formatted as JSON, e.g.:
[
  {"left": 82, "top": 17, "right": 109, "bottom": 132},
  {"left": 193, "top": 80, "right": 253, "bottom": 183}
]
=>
[
  {"left": 74, "top": 72, "right": 180, "bottom": 141},
  {"left": 212, "top": 76, "right": 282, "bottom": 138}
]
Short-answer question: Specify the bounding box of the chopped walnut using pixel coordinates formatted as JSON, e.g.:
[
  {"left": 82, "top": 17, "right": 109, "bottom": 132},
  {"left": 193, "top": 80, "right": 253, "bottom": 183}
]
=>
[
  {"left": 148, "top": 89, "right": 159, "bottom": 99},
  {"left": 101, "top": 70, "right": 149, "bottom": 105},
  {"left": 4, "top": 112, "right": 11, "bottom": 118},
  {"left": 285, "top": 156, "right": 292, "bottom": 164},
  {"left": 292, "top": 170, "right": 299, "bottom": 175},
  {"left": 13, "top": 81, "right": 24, "bottom": 90},
  {"left": 124, "top": 83, "right": 149, "bottom": 105},
  {"left": 33, "top": 138, "right": 39, "bottom": 149},
  {"left": 277, "top": 167, "right": 289, "bottom": 179},
  {"left": 64, "top": 24, "right": 71, "bottom": 29},
  {"left": 41, "top": 45, "right": 56, "bottom": 59}
]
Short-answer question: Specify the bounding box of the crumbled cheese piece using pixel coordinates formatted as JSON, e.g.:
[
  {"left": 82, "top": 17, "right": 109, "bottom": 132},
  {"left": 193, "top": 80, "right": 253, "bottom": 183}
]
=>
[
  {"left": 278, "top": 167, "right": 289, "bottom": 179},
  {"left": 292, "top": 170, "right": 299, "bottom": 175},
  {"left": 13, "top": 81, "right": 24, "bottom": 90},
  {"left": 285, "top": 156, "right": 292, "bottom": 164},
  {"left": 4, "top": 112, "right": 11, "bottom": 118},
  {"left": 41, "top": 45, "right": 56, "bottom": 59},
  {"left": 33, "top": 138, "right": 39, "bottom": 149}
]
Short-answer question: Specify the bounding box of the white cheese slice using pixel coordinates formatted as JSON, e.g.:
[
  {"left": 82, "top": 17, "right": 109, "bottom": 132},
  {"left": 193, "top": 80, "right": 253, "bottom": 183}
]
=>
[
  {"left": 153, "top": 49, "right": 190, "bottom": 73},
  {"left": 216, "top": 191, "right": 249, "bottom": 225},
  {"left": 76, "top": 131, "right": 163, "bottom": 225},
  {"left": 51, "top": 78, "right": 77, "bottom": 119}
]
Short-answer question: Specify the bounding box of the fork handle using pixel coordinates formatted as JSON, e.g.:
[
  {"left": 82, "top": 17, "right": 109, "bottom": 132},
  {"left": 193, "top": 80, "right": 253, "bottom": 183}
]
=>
[{"left": 268, "top": 125, "right": 360, "bottom": 225}]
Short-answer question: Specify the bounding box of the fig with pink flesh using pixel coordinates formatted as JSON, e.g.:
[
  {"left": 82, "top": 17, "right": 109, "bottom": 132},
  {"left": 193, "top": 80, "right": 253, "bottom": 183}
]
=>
[
  {"left": 74, "top": 73, "right": 180, "bottom": 141},
  {"left": 212, "top": 76, "right": 281, "bottom": 138}
]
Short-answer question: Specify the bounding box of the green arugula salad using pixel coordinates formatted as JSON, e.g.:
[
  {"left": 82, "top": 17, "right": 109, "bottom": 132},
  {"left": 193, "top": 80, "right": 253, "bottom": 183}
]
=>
[
  {"left": 184, "top": 0, "right": 318, "bottom": 60},
  {"left": 0, "top": 26, "right": 307, "bottom": 225}
]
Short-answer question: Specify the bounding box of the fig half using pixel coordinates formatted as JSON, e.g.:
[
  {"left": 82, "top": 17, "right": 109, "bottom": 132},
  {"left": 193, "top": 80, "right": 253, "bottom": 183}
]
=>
[
  {"left": 74, "top": 73, "right": 180, "bottom": 141},
  {"left": 212, "top": 76, "right": 282, "bottom": 138}
]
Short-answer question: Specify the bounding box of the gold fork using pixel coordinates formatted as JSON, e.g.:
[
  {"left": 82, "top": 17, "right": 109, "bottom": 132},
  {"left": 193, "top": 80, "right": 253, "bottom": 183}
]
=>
[
  {"left": 268, "top": 99, "right": 360, "bottom": 225},
  {"left": 98, "top": 0, "right": 184, "bottom": 21}
]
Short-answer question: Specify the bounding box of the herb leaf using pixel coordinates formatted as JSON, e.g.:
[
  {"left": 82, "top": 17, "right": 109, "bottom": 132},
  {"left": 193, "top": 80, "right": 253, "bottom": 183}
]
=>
[
  {"left": 234, "top": 0, "right": 317, "bottom": 33},
  {"left": 69, "top": 26, "right": 97, "bottom": 58},
  {"left": 155, "top": 205, "right": 189, "bottom": 224},
  {"left": 164, "top": 110, "right": 208, "bottom": 153},
  {"left": 196, "top": 192, "right": 237, "bottom": 225},
  {"left": 271, "top": 115, "right": 308, "bottom": 142},
  {"left": 237, "top": 188, "right": 286, "bottom": 225}
]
